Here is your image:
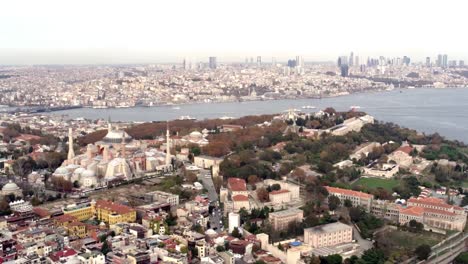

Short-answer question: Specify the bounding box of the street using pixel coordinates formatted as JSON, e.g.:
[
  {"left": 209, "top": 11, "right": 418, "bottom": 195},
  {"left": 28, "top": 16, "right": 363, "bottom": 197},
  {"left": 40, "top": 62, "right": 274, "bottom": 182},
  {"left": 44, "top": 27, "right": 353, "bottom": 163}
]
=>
[{"left": 197, "top": 169, "right": 223, "bottom": 232}]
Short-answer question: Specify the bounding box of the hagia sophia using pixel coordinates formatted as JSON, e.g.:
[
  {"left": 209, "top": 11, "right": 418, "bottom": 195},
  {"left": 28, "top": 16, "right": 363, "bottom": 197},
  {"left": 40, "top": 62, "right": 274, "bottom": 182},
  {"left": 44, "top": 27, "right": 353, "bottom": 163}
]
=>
[{"left": 52, "top": 123, "right": 174, "bottom": 189}]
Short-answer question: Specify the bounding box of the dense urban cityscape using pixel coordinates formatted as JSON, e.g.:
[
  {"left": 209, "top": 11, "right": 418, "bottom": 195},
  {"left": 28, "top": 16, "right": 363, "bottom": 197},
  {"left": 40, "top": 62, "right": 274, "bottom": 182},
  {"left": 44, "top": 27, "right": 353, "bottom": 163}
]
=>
[
  {"left": 2, "top": 0, "right": 468, "bottom": 263},
  {"left": 1, "top": 53, "right": 468, "bottom": 110}
]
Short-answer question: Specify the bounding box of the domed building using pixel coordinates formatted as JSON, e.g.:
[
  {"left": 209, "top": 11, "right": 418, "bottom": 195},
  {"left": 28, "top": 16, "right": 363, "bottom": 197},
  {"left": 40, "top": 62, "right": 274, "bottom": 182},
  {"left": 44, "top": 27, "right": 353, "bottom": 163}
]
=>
[
  {"left": 183, "top": 130, "right": 209, "bottom": 146},
  {"left": 101, "top": 123, "right": 133, "bottom": 144},
  {"left": 53, "top": 123, "right": 174, "bottom": 190},
  {"left": 1, "top": 180, "right": 23, "bottom": 198}
]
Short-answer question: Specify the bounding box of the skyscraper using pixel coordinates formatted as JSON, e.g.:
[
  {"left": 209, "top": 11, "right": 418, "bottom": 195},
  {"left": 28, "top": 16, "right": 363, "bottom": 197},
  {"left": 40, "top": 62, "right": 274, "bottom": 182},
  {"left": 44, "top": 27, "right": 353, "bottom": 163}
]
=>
[
  {"left": 355, "top": 56, "right": 359, "bottom": 67},
  {"left": 349, "top": 52, "right": 354, "bottom": 66},
  {"left": 425, "top": 57, "right": 431, "bottom": 67},
  {"left": 257, "top": 56, "right": 262, "bottom": 66},
  {"left": 442, "top": 54, "right": 448, "bottom": 68},
  {"left": 209, "top": 57, "right": 217, "bottom": 69},
  {"left": 340, "top": 65, "right": 349, "bottom": 77},
  {"left": 437, "top": 54, "right": 443, "bottom": 67},
  {"left": 295, "top": 56, "right": 304, "bottom": 68}
]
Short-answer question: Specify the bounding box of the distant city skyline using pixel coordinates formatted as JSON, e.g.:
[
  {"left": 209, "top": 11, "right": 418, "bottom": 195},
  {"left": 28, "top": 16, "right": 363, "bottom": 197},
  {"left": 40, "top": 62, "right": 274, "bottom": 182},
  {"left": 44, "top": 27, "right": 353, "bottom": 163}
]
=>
[{"left": 1, "top": 0, "right": 467, "bottom": 64}]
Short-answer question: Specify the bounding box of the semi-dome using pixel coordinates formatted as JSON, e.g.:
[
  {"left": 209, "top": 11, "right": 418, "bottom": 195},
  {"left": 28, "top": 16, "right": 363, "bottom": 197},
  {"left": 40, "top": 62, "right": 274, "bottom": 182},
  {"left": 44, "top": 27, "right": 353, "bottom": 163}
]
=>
[
  {"left": 54, "top": 167, "right": 69, "bottom": 175},
  {"left": 2, "top": 180, "right": 20, "bottom": 192},
  {"left": 81, "top": 169, "right": 96, "bottom": 178},
  {"left": 73, "top": 167, "right": 86, "bottom": 175}
]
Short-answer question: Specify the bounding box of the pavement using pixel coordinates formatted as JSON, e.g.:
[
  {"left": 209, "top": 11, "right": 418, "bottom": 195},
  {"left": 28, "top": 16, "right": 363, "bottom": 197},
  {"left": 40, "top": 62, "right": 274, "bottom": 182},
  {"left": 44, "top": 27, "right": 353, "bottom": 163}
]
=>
[
  {"left": 197, "top": 169, "right": 223, "bottom": 232},
  {"left": 352, "top": 225, "right": 373, "bottom": 256}
]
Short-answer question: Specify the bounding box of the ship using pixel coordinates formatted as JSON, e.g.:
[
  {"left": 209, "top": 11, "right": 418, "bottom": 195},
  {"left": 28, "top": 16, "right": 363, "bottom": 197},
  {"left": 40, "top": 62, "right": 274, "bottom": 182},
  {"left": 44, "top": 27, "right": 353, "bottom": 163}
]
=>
[
  {"left": 301, "top": 105, "right": 316, "bottom": 109},
  {"left": 350, "top": 105, "right": 361, "bottom": 110},
  {"left": 177, "top": 115, "right": 196, "bottom": 120},
  {"left": 172, "top": 106, "right": 181, "bottom": 110}
]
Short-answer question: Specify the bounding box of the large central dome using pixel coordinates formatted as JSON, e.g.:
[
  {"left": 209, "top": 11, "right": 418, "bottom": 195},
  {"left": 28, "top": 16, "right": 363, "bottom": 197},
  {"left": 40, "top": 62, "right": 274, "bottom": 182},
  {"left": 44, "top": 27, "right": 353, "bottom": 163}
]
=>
[{"left": 102, "top": 125, "right": 132, "bottom": 144}]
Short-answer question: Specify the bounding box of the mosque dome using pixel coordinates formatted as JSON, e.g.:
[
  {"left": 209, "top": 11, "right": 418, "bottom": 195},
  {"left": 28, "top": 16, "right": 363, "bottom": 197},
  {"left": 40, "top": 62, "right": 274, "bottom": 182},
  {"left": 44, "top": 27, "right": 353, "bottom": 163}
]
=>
[
  {"left": 102, "top": 129, "right": 132, "bottom": 144},
  {"left": 189, "top": 131, "right": 203, "bottom": 139},
  {"left": 2, "top": 180, "right": 20, "bottom": 192}
]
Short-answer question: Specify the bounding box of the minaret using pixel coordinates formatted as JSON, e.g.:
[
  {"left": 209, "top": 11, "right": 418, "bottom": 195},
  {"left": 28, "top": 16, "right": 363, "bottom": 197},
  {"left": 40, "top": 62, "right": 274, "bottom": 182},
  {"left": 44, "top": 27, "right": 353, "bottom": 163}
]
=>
[
  {"left": 103, "top": 146, "right": 110, "bottom": 162},
  {"left": 121, "top": 132, "right": 126, "bottom": 158},
  {"left": 67, "top": 128, "right": 75, "bottom": 161},
  {"left": 165, "top": 122, "right": 171, "bottom": 167}
]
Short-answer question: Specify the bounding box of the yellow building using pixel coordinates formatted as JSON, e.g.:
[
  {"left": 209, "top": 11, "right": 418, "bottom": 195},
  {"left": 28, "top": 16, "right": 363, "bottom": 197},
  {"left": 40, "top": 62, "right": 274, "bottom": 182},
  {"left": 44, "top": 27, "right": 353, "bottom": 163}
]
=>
[
  {"left": 95, "top": 200, "right": 136, "bottom": 225},
  {"left": 63, "top": 202, "right": 95, "bottom": 221},
  {"left": 67, "top": 221, "right": 88, "bottom": 238}
]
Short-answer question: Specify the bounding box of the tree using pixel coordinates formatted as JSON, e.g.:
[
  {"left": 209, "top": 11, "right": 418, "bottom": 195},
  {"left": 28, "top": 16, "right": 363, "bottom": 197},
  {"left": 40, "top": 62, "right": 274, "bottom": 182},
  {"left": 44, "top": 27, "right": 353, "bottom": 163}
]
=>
[
  {"left": 360, "top": 248, "right": 385, "bottom": 264},
  {"left": 454, "top": 252, "right": 468, "bottom": 264},
  {"left": 328, "top": 195, "right": 341, "bottom": 211},
  {"left": 216, "top": 245, "right": 225, "bottom": 252},
  {"left": 349, "top": 207, "right": 364, "bottom": 222},
  {"left": 324, "top": 107, "right": 336, "bottom": 115},
  {"left": 231, "top": 227, "right": 242, "bottom": 238},
  {"left": 101, "top": 240, "right": 111, "bottom": 255},
  {"left": 344, "top": 199, "right": 353, "bottom": 208},
  {"left": 248, "top": 175, "right": 259, "bottom": 185},
  {"left": 322, "top": 254, "right": 343, "bottom": 264},
  {"left": 256, "top": 187, "right": 269, "bottom": 202},
  {"left": 415, "top": 244, "right": 431, "bottom": 260}
]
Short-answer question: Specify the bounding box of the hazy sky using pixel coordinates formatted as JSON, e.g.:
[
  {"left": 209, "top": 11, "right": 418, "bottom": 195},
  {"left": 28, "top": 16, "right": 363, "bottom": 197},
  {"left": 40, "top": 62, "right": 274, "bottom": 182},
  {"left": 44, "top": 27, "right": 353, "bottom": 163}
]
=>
[{"left": 1, "top": 0, "right": 467, "bottom": 64}]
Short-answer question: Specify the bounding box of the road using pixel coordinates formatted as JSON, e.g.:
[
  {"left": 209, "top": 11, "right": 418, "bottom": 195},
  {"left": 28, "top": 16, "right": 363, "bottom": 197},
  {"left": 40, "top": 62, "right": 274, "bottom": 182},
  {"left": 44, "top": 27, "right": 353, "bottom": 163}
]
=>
[
  {"left": 197, "top": 169, "right": 223, "bottom": 232},
  {"left": 352, "top": 225, "right": 373, "bottom": 256}
]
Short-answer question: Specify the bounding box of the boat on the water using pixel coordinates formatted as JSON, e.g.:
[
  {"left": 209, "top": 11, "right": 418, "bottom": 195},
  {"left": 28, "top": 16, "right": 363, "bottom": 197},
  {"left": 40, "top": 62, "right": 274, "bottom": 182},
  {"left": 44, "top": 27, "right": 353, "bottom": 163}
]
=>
[
  {"left": 178, "top": 115, "right": 196, "bottom": 120},
  {"left": 302, "top": 105, "right": 316, "bottom": 109}
]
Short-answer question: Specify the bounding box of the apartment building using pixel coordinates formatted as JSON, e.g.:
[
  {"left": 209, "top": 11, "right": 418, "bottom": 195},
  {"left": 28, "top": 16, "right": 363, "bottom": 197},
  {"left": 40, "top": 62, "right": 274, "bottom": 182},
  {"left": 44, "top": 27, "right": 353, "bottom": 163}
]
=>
[
  {"left": 268, "top": 208, "right": 304, "bottom": 230},
  {"left": 304, "top": 222, "right": 353, "bottom": 248},
  {"left": 325, "top": 186, "right": 373, "bottom": 212}
]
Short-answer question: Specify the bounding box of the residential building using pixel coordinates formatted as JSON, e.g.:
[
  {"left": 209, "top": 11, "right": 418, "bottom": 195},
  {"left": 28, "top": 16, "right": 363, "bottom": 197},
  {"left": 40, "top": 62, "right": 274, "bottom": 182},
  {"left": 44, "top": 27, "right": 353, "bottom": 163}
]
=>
[
  {"left": 268, "top": 208, "right": 304, "bottom": 230},
  {"left": 144, "top": 191, "right": 179, "bottom": 206},
  {"left": 269, "top": 190, "right": 291, "bottom": 204},
  {"left": 304, "top": 222, "right": 353, "bottom": 248},
  {"left": 95, "top": 200, "right": 137, "bottom": 225},
  {"left": 325, "top": 186, "right": 373, "bottom": 212}
]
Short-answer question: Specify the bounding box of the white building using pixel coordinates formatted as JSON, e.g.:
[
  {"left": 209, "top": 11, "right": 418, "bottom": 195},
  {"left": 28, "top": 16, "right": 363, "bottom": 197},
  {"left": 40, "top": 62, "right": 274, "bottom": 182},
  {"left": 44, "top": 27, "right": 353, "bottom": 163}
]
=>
[{"left": 228, "top": 212, "right": 240, "bottom": 233}]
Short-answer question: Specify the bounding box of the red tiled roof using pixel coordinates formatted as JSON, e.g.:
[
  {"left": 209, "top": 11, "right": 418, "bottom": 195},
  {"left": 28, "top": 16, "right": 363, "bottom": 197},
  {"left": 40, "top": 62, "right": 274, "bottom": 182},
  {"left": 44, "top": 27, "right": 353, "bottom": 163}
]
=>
[
  {"left": 54, "top": 214, "right": 78, "bottom": 223},
  {"left": 396, "top": 146, "right": 413, "bottom": 154},
  {"left": 96, "top": 200, "right": 135, "bottom": 215},
  {"left": 400, "top": 206, "right": 424, "bottom": 216},
  {"left": 228, "top": 178, "right": 247, "bottom": 192},
  {"left": 424, "top": 207, "right": 457, "bottom": 216},
  {"left": 232, "top": 194, "right": 249, "bottom": 202},
  {"left": 269, "top": 189, "right": 290, "bottom": 195},
  {"left": 325, "top": 186, "right": 373, "bottom": 199},
  {"left": 408, "top": 197, "right": 464, "bottom": 211},
  {"left": 33, "top": 207, "right": 51, "bottom": 218},
  {"left": 49, "top": 248, "right": 77, "bottom": 261}
]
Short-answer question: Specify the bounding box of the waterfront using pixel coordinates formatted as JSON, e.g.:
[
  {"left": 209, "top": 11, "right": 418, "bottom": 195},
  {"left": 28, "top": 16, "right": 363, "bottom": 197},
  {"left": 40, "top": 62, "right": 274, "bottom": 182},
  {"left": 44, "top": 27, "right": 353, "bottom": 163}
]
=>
[{"left": 48, "top": 87, "right": 468, "bottom": 143}]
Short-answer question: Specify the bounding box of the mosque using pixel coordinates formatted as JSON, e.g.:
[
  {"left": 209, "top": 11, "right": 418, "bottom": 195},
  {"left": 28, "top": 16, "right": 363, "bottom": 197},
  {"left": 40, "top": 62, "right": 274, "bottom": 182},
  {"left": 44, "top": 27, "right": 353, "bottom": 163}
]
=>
[
  {"left": 1, "top": 180, "right": 23, "bottom": 198},
  {"left": 53, "top": 123, "right": 173, "bottom": 189}
]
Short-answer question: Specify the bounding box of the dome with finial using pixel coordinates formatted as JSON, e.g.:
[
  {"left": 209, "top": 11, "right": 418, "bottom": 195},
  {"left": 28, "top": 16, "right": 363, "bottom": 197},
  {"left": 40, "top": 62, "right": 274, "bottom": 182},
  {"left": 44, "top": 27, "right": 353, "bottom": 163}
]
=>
[{"left": 2, "top": 180, "right": 20, "bottom": 193}]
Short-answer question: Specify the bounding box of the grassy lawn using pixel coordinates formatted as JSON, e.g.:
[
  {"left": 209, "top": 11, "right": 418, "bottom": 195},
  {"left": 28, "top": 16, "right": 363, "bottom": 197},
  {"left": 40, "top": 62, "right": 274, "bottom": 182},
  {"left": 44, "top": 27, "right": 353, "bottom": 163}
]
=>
[
  {"left": 384, "top": 230, "right": 445, "bottom": 251},
  {"left": 352, "top": 177, "right": 400, "bottom": 192}
]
